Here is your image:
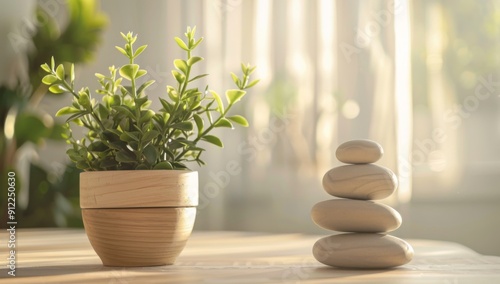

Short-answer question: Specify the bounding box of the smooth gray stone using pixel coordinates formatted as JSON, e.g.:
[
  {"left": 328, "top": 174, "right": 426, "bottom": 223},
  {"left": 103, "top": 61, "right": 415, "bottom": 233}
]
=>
[
  {"left": 311, "top": 199, "right": 402, "bottom": 233},
  {"left": 336, "top": 139, "right": 384, "bottom": 164},
  {"left": 313, "top": 233, "right": 414, "bottom": 269},
  {"left": 322, "top": 164, "right": 398, "bottom": 200}
]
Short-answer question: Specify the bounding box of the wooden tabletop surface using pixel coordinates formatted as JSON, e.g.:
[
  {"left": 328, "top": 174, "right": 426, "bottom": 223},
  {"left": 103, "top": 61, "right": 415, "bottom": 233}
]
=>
[{"left": 2, "top": 229, "right": 500, "bottom": 283}]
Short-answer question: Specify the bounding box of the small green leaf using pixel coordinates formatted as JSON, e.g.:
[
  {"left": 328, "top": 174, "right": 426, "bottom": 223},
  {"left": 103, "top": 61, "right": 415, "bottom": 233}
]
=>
[
  {"left": 188, "top": 74, "right": 209, "bottom": 82},
  {"left": 49, "top": 85, "right": 67, "bottom": 94},
  {"left": 159, "top": 98, "right": 171, "bottom": 113},
  {"left": 97, "top": 104, "right": 109, "bottom": 119},
  {"left": 115, "top": 150, "right": 136, "bottom": 163},
  {"left": 227, "top": 115, "right": 249, "bottom": 127},
  {"left": 56, "top": 64, "right": 65, "bottom": 80},
  {"left": 134, "top": 45, "right": 147, "bottom": 58},
  {"left": 192, "top": 37, "right": 203, "bottom": 49},
  {"left": 42, "top": 75, "right": 58, "bottom": 85},
  {"left": 112, "top": 105, "right": 135, "bottom": 119},
  {"left": 108, "top": 141, "right": 127, "bottom": 150},
  {"left": 115, "top": 46, "right": 128, "bottom": 56},
  {"left": 65, "top": 111, "right": 89, "bottom": 123},
  {"left": 214, "top": 118, "right": 233, "bottom": 129},
  {"left": 241, "top": 63, "right": 248, "bottom": 73},
  {"left": 174, "top": 37, "right": 189, "bottom": 51},
  {"left": 196, "top": 159, "right": 206, "bottom": 167},
  {"left": 100, "top": 158, "right": 118, "bottom": 169},
  {"left": 167, "top": 89, "right": 179, "bottom": 102},
  {"left": 139, "top": 110, "right": 155, "bottom": 124},
  {"left": 56, "top": 107, "right": 80, "bottom": 116},
  {"left": 112, "top": 94, "right": 122, "bottom": 106},
  {"left": 230, "top": 72, "right": 240, "bottom": 85},
  {"left": 168, "top": 139, "right": 185, "bottom": 149},
  {"left": 163, "top": 112, "right": 171, "bottom": 124},
  {"left": 143, "top": 144, "right": 158, "bottom": 164},
  {"left": 193, "top": 114, "right": 204, "bottom": 133},
  {"left": 95, "top": 73, "right": 106, "bottom": 79},
  {"left": 135, "top": 97, "right": 148, "bottom": 108},
  {"left": 172, "top": 121, "right": 193, "bottom": 131},
  {"left": 136, "top": 164, "right": 149, "bottom": 170},
  {"left": 136, "top": 69, "right": 147, "bottom": 78},
  {"left": 141, "top": 130, "right": 159, "bottom": 145},
  {"left": 103, "top": 129, "right": 122, "bottom": 140},
  {"left": 120, "top": 32, "right": 128, "bottom": 41},
  {"left": 206, "top": 109, "right": 213, "bottom": 124},
  {"left": 171, "top": 162, "right": 187, "bottom": 169},
  {"left": 78, "top": 92, "right": 92, "bottom": 110},
  {"left": 209, "top": 90, "right": 224, "bottom": 113},
  {"left": 142, "top": 100, "right": 152, "bottom": 109},
  {"left": 70, "top": 64, "right": 75, "bottom": 82},
  {"left": 225, "top": 89, "right": 246, "bottom": 105},
  {"left": 187, "top": 56, "right": 203, "bottom": 66},
  {"left": 202, "top": 135, "right": 223, "bottom": 147},
  {"left": 41, "top": 63, "right": 51, "bottom": 73},
  {"left": 120, "top": 131, "right": 140, "bottom": 142},
  {"left": 88, "top": 141, "right": 108, "bottom": 152},
  {"left": 129, "top": 141, "right": 139, "bottom": 151},
  {"left": 154, "top": 161, "right": 173, "bottom": 170},
  {"left": 66, "top": 149, "right": 84, "bottom": 162},
  {"left": 137, "top": 80, "right": 155, "bottom": 94},
  {"left": 76, "top": 161, "right": 90, "bottom": 170},
  {"left": 176, "top": 138, "right": 196, "bottom": 147},
  {"left": 174, "top": 59, "right": 189, "bottom": 74},
  {"left": 246, "top": 79, "right": 260, "bottom": 88},
  {"left": 172, "top": 70, "right": 185, "bottom": 84},
  {"left": 119, "top": 64, "right": 140, "bottom": 80}
]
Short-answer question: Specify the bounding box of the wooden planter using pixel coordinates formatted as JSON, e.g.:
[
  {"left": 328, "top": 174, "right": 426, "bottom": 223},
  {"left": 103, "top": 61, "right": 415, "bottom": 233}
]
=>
[{"left": 80, "top": 170, "right": 198, "bottom": 267}]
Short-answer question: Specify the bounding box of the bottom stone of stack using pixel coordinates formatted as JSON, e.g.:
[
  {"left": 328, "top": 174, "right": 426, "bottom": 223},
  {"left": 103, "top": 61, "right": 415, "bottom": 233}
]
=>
[{"left": 313, "top": 233, "right": 414, "bottom": 269}]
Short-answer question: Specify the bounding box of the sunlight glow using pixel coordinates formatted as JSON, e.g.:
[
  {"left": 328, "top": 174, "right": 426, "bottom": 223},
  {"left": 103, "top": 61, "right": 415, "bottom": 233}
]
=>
[
  {"left": 394, "top": 0, "right": 413, "bottom": 203},
  {"left": 254, "top": 0, "right": 272, "bottom": 84},
  {"left": 4, "top": 111, "right": 16, "bottom": 139},
  {"left": 342, "top": 100, "right": 360, "bottom": 119},
  {"left": 319, "top": 0, "right": 334, "bottom": 75}
]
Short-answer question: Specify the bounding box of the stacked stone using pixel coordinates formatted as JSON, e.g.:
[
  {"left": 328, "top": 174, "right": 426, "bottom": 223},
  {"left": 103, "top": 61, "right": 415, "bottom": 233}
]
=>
[{"left": 311, "top": 140, "right": 414, "bottom": 269}]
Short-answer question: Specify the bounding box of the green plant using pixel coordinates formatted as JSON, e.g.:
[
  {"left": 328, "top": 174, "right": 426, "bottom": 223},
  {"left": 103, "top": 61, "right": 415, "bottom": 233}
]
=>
[{"left": 41, "top": 27, "right": 258, "bottom": 171}]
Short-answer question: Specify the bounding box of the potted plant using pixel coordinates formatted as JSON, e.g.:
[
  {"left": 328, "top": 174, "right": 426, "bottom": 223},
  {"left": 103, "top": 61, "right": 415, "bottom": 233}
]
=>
[{"left": 40, "top": 27, "right": 258, "bottom": 266}]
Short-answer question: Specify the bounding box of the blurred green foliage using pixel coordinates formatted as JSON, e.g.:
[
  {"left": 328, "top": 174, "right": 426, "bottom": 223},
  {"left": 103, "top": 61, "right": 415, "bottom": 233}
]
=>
[
  {"left": 1, "top": 0, "right": 106, "bottom": 228},
  {"left": 19, "top": 163, "right": 82, "bottom": 228}
]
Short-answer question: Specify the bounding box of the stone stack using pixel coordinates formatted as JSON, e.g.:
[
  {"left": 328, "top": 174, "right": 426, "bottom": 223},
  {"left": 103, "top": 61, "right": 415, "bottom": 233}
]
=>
[{"left": 311, "top": 139, "right": 414, "bottom": 269}]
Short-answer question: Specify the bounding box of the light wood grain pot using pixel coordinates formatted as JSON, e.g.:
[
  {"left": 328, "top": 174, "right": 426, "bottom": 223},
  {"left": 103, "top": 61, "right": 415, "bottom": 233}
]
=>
[{"left": 80, "top": 170, "right": 198, "bottom": 267}]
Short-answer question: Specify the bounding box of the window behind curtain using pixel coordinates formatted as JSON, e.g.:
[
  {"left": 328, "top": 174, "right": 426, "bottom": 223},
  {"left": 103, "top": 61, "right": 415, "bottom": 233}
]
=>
[{"left": 411, "top": 0, "right": 500, "bottom": 201}]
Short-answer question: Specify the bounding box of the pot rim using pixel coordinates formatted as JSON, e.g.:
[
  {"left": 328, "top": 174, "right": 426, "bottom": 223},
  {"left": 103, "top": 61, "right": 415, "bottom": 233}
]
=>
[{"left": 80, "top": 170, "right": 198, "bottom": 209}]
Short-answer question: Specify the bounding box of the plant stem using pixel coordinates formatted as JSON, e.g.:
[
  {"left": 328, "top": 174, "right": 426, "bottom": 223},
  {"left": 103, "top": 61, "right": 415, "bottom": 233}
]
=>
[
  {"left": 174, "top": 103, "right": 234, "bottom": 162},
  {"left": 180, "top": 50, "right": 191, "bottom": 97},
  {"left": 60, "top": 80, "right": 106, "bottom": 130}
]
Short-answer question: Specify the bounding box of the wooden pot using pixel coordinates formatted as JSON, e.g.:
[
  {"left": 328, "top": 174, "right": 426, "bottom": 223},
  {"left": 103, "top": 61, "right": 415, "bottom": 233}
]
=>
[{"left": 80, "top": 170, "right": 198, "bottom": 267}]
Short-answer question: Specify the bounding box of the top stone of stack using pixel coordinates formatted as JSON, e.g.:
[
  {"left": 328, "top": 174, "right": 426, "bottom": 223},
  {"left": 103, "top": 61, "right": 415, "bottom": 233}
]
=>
[
  {"left": 336, "top": 139, "right": 383, "bottom": 164},
  {"left": 323, "top": 139, "right": 396, "bottom": 199}
]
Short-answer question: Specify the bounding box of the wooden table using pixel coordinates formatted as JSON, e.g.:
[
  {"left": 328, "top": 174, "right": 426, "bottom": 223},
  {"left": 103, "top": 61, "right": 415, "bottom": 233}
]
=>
[{"left": 2, "top": 229, "right": 500, "bottom": 283}]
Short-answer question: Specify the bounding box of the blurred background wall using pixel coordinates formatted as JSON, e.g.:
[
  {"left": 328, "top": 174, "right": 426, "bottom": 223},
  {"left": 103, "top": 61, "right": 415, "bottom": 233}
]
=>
[{"left": 2, "top": 0, "right": 500, "bottom": 256}]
